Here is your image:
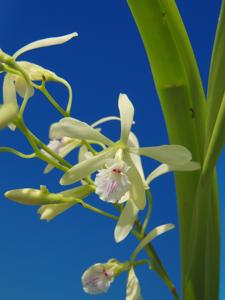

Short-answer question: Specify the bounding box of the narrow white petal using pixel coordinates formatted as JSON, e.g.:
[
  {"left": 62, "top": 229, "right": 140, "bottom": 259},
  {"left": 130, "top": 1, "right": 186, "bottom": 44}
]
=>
[
  {"left": 13, "top": 32, "right": 78, "bottom": 59},
  {"left": 128, "top": 132, "right": 145, "bottom": 183},
  {"left": 60, "top": 147, "right": 116, "bottom": 185},
  {"left": 59, "top": 117, "right": 113, "bottom": 145},
  {"left": 125, "top": 152, "right": 146, "bottom": 210},
  {"left": 114, "top": 200, "right": 138, "bottom": 243},
  {"left": 132, "top": 224, "right": 175, "bottom": 260},
  {"left": 91, "top": 116, "right": 120, "bottom": 128},
  {"left": 131, "top": 145, "right": 192, "bottom": 165},
  {"left": 146, "top": 161, "right": 201, "bottom": 185},
  {"left": 3, "top": 74, "right": 17, "bottom": 105},
  {"left": 119, "top": 94, "right": 134, "bottom": 143},
  {"left": 0, "top": 103, "right": 18, "bottom": 130},
  {"left": 126, "top": 268, "right": 142, "bottom": 300}
]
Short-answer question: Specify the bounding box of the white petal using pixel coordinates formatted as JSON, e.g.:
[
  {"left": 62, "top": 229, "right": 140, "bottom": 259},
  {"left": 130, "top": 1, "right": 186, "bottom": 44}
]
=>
[
  {"left": 119, "top": 94, "right": 134, "bottom": 143},
  {"left": 0, "top": 103, "right": 18, "bottom": 130},
  {"left": 132, "top": 224, "right": 175, "bottom": 260},
  {"left": 44, "top": 140, "right": 80, "bottom": 174},
  {"left": 128, "top": 132, "right": 145, "bottom": 184},
  {"left": 114, "top": 200, "right": 138, "bottom": 243},
  {"left": 14, "top": 76, "right": 34, "bottom": 98},
  {"left": 18, "top": 61, "right": 57, "bottom": 81},
  {"left": 60, "top": 147, "right": 116, "bottom": 185},
  {"left": 13, "top": 32, "right": 78, "bottom": 59},
  {"left": 58, "top": 117, "right": 113, "bottom": 145},
  {"left": 3, "top": 74, "right": 17, "bottom": 105},
  {"left": 125, "top": 152, "right": 146, "bottom": 210},
  {"left": 131, "top": 145, "right": 192, "bottom": 165},
  {"left": 126, "top": 268, "right": 142, "bottom": 300},
  {"left": 146, "top": 161, "right": 201, "bottom": 185},
  {"left": 91, "top": 116, "right": 120, "bottom": 128}
]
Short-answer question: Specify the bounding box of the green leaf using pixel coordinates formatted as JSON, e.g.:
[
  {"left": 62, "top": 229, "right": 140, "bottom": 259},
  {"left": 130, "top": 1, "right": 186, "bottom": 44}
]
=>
[{"left": 127, "top": 1, "right": 220, "bottom": 299}]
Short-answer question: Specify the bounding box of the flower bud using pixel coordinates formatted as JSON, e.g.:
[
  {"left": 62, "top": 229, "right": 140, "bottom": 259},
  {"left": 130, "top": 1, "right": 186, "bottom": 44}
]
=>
[
  {"left": 81, "top": 263, "right": 114, "bottom": 295},
  {"left": 38, "top": 203, "right": 74, "bottom": 221},
  {"left": 5, "top": 186, "right": 66, "bottom": 205},
  {"left": 82, "top": 259, "right": 128, "bottom": 295}
]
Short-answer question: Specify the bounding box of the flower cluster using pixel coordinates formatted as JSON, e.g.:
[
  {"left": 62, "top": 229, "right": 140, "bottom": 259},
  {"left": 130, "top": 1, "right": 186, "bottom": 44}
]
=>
[{"left": 1, "top": 33, "right": 200, "bottom": 299}]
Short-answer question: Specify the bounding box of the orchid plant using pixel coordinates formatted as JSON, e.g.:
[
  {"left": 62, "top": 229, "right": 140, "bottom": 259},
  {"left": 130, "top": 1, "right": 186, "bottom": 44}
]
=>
[{"left": 1, "top": 1, "right": 225, "bottom": 300}]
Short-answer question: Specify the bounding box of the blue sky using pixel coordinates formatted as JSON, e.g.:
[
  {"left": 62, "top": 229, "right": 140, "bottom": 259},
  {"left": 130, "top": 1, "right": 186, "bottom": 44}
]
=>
[{"left": 0, "top": 1, "right": 224, "bottom": 299}]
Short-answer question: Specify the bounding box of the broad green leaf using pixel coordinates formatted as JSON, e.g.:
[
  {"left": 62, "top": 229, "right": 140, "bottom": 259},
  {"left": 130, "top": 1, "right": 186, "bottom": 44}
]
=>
[{"left": 127, "top": 1, "right": 219, "bottom": 299}]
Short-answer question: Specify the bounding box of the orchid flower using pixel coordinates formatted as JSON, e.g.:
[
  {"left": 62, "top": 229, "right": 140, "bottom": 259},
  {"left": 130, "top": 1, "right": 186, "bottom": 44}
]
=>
[
  {"left": 43, "top": 116, "right": 120, "bottom": 174},
  {"left": 58, "top": 94, "right": 193, "bottom": 207},
  {"left": 53, "top": 93, "right": 198, "bottom": 242},
  {"left": 1, "top": 33, "right": 77, "bottom": 129}
]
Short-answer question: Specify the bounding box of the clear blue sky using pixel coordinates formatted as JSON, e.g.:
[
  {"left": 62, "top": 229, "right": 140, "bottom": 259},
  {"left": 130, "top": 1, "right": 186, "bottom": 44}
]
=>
[{"left": 0, "top": 1, "right": 224, "bottom": 299}]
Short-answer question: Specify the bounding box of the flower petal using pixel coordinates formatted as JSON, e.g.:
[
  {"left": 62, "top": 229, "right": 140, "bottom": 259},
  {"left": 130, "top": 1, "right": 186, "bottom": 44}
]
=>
[
  {"left": 58, "top": 117, "right": 113, "bottom": 145},
  {"left": 60, "top": 147, "right": 116, "bottom": 185},
  {"left": 14, "top": 76, "right": 34, "bottom": 98},
  {"left": 0, "top": 103, "right": 18, "bottom": 130},
  {"left": 91, "top": 116, "right": 120, "bottom": 128},
  {"left": 13, "top": 32, "right": 78, "bottom": 59},
  {"left": 114, "top": 200, "right": 138, "bottom": 243},
  {"left": 18, "top": 61, "right": 57, "bottom": 81},
  {"left": 119, "top": 94, "right": 134, "bottom": 143},
  {"left": 132, "top": 224, "right": 175, "bottom": 260},
  {"left": 146, "top": 161, "right": 201, "bottom": 185},
  {"left": 3, "top": 74, "right": 17, "bottom": 105},
  {"left": 124, "top": 151, "right": 146, "bottom": 210},
  {"left": 126, "top": 268, "right": 142, "bottom": 300},
  {"left": 128, "top": 132, "right": 145, "bottom": 184},
  {"left": 130, "top": 145, "right": 192, "bottom": 165},
  {"left": 38, "top": 202, "right": 75, "bottom": 221},
  {"left": 44, "top": 141, "right": 80, "bottom": 174}
]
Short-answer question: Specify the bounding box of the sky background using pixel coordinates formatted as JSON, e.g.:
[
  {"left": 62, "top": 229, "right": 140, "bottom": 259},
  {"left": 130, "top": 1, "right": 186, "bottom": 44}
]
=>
[{"left": 0, "top": 0, "right": 224, "bottom": 299}]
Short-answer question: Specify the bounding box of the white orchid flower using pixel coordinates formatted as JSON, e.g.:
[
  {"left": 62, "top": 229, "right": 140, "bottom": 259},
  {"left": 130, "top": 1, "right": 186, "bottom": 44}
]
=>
[
  {"left": 2, "top": 33, "right": 77, "bottom": 129},
  {"left": 59, "top": 94, "right": 192, "bottom": 208},
  {"left": 43, "top": 116, "right": 120, "bottom": 174},
  {"left": 56, "top": 93, "right": 195, "bottom": 242}
]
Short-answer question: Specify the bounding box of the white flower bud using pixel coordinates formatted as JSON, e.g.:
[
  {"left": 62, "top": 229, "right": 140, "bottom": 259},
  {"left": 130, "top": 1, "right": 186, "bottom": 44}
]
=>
[{"left": 82, "top": 263, "right": 114, "bottom": 295}]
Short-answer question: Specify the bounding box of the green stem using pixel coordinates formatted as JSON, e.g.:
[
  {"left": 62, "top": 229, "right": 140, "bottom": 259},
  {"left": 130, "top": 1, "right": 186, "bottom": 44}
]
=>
[
  {"left": 82, "top": 140, "right": 98, "bottom": 155},
  {"left": 141, "top": 190, "right": 152, "bottom": 237},
  {"left": 33, "top": 81, "right": 69, "bottom": 117},
  {"left": 15, "top": 118, "right": 68, "bottom": 172},
  {"left": 56, "top": 77, "right": 73, "bottom": 114},
  {"left": 135, "top": 220, "right": 179, "bottom": 300},
  {"left": 0, "top": 147, "right": 36, "bottom": 159}
]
